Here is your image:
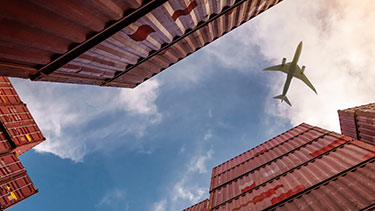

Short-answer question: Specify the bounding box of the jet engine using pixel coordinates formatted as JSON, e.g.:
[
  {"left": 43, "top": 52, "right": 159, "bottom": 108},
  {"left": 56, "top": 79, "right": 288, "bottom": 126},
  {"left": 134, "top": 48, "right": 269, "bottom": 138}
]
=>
[
  {"left": 301, "top": 66, "right": 305, "bottom": 73},
  {"left": 282, "top": 58, "right": 286, "bottom": 65}
]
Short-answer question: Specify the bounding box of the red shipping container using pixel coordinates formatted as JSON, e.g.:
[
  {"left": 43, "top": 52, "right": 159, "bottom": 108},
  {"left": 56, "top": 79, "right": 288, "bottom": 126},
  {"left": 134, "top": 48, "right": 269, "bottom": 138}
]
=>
[
  {"left": 0, "top": 173, "right": 38, "bottom": 210},
  {"left": 182, "top": 199, "right": 209, "bottom": 211},
  {"left": 338, "top": 103, "right": 375, "bottom": 145},
  {"left": 0, "top": 104, "right": 45, "bottom": 156},
  {"left": 0, "top": 131, "right": 12, "bottom": 155},
  {"left": 210, "top": 123, "right": 313, "bottom": 186},
  {"left": 0, "top": 153, "right": 26, "bottom": 183},
  {"left": 210, "top": 126, "right": 327, "bottom": 191},
  {"left": 0, "top": 77, "right": 22, "bottom": 106},
  {"left": 209, "top": 132, "right": 350, "bottom": 208},
  {"left": 210, "top": 133, "right": 375, "bottom": 210}
]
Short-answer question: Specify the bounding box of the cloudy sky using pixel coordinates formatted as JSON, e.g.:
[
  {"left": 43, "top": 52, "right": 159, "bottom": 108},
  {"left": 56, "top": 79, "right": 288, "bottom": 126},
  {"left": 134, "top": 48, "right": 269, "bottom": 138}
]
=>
[{"left": 10, "top": 0, "right": 375, "bottom": 210}]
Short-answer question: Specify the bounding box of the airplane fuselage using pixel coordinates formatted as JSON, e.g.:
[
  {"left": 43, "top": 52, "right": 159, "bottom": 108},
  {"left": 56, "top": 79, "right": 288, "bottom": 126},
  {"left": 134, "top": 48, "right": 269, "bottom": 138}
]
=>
[{"left": 282, "top": 42, "right": 303, "bottom": 96}]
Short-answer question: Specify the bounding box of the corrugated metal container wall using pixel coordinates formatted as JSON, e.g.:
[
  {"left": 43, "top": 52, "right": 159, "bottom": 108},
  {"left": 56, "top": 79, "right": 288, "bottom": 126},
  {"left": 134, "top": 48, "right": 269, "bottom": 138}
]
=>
[
  {"left": 0, "top": 0, "right": 283, "bottom": 88},
  {"left": 210, "top": 134, "right": 375, "bottom": 210},
  {"left": 209, "top": 131, "right": 350, "bottom": 208},
  {"left": 0, "top": 173, "right": 38, "bottom": 210},
  {"left": 0, "top": 0, "right": 145, "bottom": 76},
  {"left": 0, "top": 104, "right": 45, "bottom": 156},
  {"left": 0, "top": 153, "right": 26, "bottom": 183},
  {"left": 210, "top": 123, "right": 313, "bottom": 191},
  {"left": 182, "top": 199, "right": 209, "bottom": 211},
  {"left": 0, "top": 131, "right": 12, "bottom": 155},
  {"left": 338, "top": 103, "right": 375, "bottom": 145},
  {"left": 0, "top": 77, "right": 45, "bottom": 156},
  {"left": 0, "top": 77, "right": 22, "bottom": 105}
]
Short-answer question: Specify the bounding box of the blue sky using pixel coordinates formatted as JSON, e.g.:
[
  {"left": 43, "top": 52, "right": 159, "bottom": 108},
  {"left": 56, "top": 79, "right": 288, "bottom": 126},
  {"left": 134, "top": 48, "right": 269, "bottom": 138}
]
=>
[{"left": 9, "top": 0, "right": 375, "bottom": 210}]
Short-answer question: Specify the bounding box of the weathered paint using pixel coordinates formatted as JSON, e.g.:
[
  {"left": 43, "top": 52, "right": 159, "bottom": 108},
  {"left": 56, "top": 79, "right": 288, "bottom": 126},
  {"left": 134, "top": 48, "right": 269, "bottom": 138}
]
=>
[{"left": 182, "top": 198, "right": 209, "bottom": 211}]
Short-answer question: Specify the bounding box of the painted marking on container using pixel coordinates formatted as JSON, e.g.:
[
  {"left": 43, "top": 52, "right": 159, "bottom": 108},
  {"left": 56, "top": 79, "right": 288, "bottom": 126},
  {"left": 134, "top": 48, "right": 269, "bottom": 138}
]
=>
[
  {"left": 1, "top": 96, "right": 7, "bottom": 103},
  {"left": 270, "top": 185, "right": 306, "bottom": 205},
  {"left": 25, "top": 134, "right": 32, "bottom": 142},
  {"left": 252, "top": 184, "right": 283, "bottom": 205},
  {"left": 264, "top": 167, "right": 280, "bottom": 177},
  {"left": 171, "top": 1, "right": 198, "bottom": 21},
  {"left": 309, "top": 138, "right": 346, "bottom": 158},
  {"left": 32, "top": 184, "right": 37, "bottom": 190},
  {"left": 10, "top": 192, "right": 17, "bottom": 200},
  {"left": 128, "top": 25, "right": 155, "bottom": 42},
  {"left": 6, "top": 185, "right": 10, "bottom": 190},
  {"left": 239, "top": 180, "right": 256, "bottom": 193}
]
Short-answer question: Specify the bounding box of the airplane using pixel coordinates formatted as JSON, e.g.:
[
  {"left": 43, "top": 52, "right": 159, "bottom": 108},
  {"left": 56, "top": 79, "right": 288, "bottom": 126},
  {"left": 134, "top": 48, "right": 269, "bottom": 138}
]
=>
[{"left": 263, "top": 41, "right": 317, "bottom": 106}]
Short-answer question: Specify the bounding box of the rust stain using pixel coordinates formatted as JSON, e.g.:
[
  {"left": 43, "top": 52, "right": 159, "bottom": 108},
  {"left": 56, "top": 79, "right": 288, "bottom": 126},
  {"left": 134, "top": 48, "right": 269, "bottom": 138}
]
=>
[
  {"left": 128, "top": 25, "right": 155, "bottom": 42},
  {"left": 172, "top": 1, "right": 198, "bottom": 21},
  {"left": 309, "top": 138, "right": 346, "bottom": 158},
  {"left": 271, "top": 185, "right": 306, "bottom": 205},
  {"left": 252, "top": 184, "right": 283, "bottom": 205}
]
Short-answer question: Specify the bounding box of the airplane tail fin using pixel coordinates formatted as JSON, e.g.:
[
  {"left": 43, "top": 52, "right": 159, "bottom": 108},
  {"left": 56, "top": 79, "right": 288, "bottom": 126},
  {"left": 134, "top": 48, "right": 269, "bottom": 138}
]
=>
[{"left": 273, "top": 95, "right": 292, "bottom": 106}]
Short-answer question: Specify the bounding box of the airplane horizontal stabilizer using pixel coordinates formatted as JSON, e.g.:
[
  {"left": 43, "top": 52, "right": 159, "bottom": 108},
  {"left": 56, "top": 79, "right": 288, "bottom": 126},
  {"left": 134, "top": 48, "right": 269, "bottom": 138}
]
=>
[{"left": 273, "top": 94, "right": 292, "bottom": 106}]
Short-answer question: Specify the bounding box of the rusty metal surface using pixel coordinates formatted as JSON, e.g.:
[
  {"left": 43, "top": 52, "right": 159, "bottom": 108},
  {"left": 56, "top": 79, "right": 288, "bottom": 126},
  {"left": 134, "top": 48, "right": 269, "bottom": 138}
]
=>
[
  {"left": 338, "top": 103, "right": 375, "bottom": 145},
  {"left": 182, "top": 199, "right": 209, "bottom": 211},
  {"left": 0, "top": 0, "right": 283, "bottom": 88},
  {"left": 210, "top": 134, "right": 375, "bottom": 210}
]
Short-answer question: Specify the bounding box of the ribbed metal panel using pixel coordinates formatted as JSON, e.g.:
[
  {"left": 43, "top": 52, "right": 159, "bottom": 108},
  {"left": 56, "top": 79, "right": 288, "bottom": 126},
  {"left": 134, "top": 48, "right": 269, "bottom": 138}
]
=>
[
  {"left": 338, "top": 103, "right": 375, "bottom": 145},
  {"left": 271, "top": 159, "right": 375, "bottom": 211},
  {"left": 182, "top": 199, "right": 209, "bottom": 211},
  {"left": 210, "top": 123, "right": 317, "bottom": 191},
  {"left": 210, "top": 138, "right": 375, "bottom": 210},
  {"left": 211, "top": 123, "right": 313, "bottom": 183},
  {"left": 209, "top": 132, "right": 350, "bottom": 208},
  {"left": 0, "top": 0, "right": 283, "bottom": 88}
]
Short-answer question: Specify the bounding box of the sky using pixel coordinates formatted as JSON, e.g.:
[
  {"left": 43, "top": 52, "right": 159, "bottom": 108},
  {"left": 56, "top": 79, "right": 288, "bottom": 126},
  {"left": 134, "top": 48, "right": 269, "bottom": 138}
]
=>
[{"left": 9, "top": 0, "right": 375, "bottom": 210}]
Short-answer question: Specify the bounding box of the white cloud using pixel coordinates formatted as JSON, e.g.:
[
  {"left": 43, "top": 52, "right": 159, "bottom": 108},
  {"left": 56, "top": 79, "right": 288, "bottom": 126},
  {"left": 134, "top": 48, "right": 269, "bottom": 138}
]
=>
[
  {"left": 153, "top": 199, "right": 167, "bottom": 211},
  {"left": 248, "top": 0, "right": 375, "bottom": 132},
  {"left": 153, "top": 148, "right": 213, "bottom": 211},
  {"left": 203, "top": 130, "right": 212, "bottom": 141},
  {"left": 96, "top": 188, "right": 129, "bottom": 211},
  {"left": 10, "top": 78, "right": 162, "bottom": 162},
  {"left": 119, "top": 79, "right": 161, "bottom": 116},
  {"left": 204, "top": 0, "right": 375, "bottom": 132}
]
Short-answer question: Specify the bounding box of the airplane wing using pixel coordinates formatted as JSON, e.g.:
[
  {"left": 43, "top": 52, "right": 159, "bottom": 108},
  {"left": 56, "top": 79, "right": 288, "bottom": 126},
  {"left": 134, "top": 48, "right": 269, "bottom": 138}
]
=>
[
  {"left": 293, "top": 65, "right": 317, "bottom": 94},
  {"left": 263, "top": 63, "right": 291, "bottom": 74}
]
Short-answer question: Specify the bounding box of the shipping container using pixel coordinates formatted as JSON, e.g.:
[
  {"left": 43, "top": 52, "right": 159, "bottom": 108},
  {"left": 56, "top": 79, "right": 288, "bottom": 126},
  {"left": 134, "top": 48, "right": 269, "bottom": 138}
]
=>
[
  {"left": 209, "top": 132, "right": 350, "bottom": 208},
  {"left": 210, "top": 124, "right": 325, "bottom": 191},
  {"left": 0, "top": 131, "right": 12, "bottom": 156},
  {"left": 210, "top": 133, "right": 375, "bottom": 210},
  {"left": 0, "top": 153, "right": 26, "bottom": 183},
  {"left": 338, "top": 103, "right": 375, "bottom": 145},
  {"left": 182, "top": 199, "right": 209, "bottom": 211},
  {"left": 0, "top": 173, "right": 38, "bottom": 210},
  {"left": 210, "top": 123, "right": 313, "bottom": 184},
  {"left": 0, "top": 104, "right": 45, "bottom": 156},
  {"left": 0, "top": 0, "right": 283, "bottom": 88},
  {"left": 0, "top": 77, "right": 22, "bottom": 105}
]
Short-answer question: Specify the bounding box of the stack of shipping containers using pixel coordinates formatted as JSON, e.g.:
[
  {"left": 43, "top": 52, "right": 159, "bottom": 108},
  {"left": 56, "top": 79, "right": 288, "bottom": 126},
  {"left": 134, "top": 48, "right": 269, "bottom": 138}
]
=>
[
  {"left": 338, "top": 103, "right": 375, "bottom": 145},
  {"left": 184, "top": 122, "right": 375, "bottom": 210},
  {"left": 0, "top": 77, "right": 44, "bottom": 210}
]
